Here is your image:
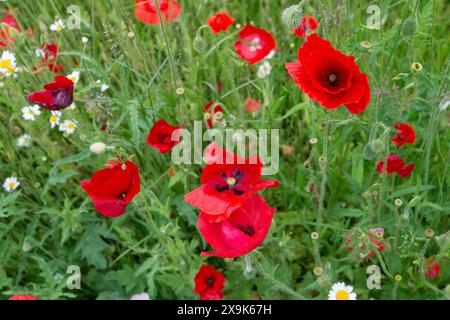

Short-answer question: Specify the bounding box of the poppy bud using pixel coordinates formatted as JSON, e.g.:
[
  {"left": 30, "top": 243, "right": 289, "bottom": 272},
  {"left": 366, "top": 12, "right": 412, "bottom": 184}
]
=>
[
  {"left": 193, "top": 34, "right": 206, "bottom": 53},
  {"left": 89, "top": 142, "right": 107, "bottom": 154},
  {"left": 401, "top": 17, "right": 418, "bottom": 36},
  {"left": 281, "top": 5, "right": 304, "bottom": 29}
]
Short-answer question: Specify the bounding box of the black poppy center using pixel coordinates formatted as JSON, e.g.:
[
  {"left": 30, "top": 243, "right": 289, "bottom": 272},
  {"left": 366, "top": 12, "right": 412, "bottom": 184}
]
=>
[
  {"left": 236, "top": 224, "right": 256, "bottom": 237},
  {"left": 214, "top": 169, "right": 245, "bottom": 195},
  {"left": 327, "top": 73, "right": 339, "bottom": 86},
  {"left": 206, "top": 277, "right": 215, "bottom": 287}
]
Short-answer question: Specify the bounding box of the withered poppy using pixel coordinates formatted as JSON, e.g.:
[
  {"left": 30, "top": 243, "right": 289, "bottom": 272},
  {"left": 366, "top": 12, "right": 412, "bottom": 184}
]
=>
[{"left": 377, "top": 155, "right": 414, "bottom": 178}]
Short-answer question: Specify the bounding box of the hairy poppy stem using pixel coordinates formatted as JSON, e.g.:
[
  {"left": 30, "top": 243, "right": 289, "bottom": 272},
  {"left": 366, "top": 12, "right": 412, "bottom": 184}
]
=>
[
  {"left": 250, "top": 256, "right": 306, "bottom": 300},
  {"left": 317, "top": 111, "right": 331, "bottom": 224}
]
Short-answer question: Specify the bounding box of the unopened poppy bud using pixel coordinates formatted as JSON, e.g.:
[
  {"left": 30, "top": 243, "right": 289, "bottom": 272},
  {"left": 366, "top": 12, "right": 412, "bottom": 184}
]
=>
[
  {"left": 313, "top": 266, "right": 323, "bottom": 277},
  {"left": 394, "top": 199, "right": 403, "bottom": 207},
  {"left": 90, "top": 142, "right": 107, "bottom": 154},
  {"left": 411, "top": 62, "right": 423, "bottom": 73},
  {"left": 425, "top": 228, "right": 434, "bottom": 238},
  {"left": 193, "top": 34, "right": 206, "bottom": 53},
  {"left": 22, "top": 241, "right": 32, "bottom": 252},
  {"left": 401, "top": 17, "right": 418, "bottom": 36},
  {"left": 311, "top": 232, "right": 319, "bottom": 240},
  {"left": 281, "top": 5, "right": 303, "bottom": 29}
]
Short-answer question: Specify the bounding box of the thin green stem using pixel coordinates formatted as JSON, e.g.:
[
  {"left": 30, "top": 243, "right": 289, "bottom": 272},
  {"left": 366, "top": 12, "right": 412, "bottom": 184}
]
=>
[{"left": 317, "top": 111, "right": 331, "bottom": 225}]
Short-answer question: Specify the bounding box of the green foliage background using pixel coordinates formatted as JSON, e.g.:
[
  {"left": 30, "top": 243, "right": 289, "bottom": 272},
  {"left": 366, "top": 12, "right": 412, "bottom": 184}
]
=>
[{"left": 0, "top": 0, "right": 448, "bottom": 300}]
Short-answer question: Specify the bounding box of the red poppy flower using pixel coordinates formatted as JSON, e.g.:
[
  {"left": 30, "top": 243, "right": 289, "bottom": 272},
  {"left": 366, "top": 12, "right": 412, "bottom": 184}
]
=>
[
  {"left": 345, "top": 228, "right": 384, "bottom": 258},
  {"left": 424, "top": 258, "right": 441, "bottom": 279},
  {"left": 293, "top": 16, "right": 319, "bottom": 39},
  {"left": 0, "top": 13, "right": 21, "bottom": 47},
  {"left": 27, "top": 75, "right": 74, "bottom": 110},
  {"left": 193, "top": 264, "right": 225, "bottom": 300},
  {"left": 81, "top": 160, "right": 141, "bottom": 218},
  {"left": 203, "top": 101, "right": 223, "bottom": 129},
  {"left": 198, "top": 194, "right": 276, "bottom": 258},
  {"left": 391, "top": 123, "right": 416, "bottom": 147},
  {"left": 377, "top": 155, "right": 414, "bottom": 178},
  {"left": 1, "top": 13, "right": 21, "bottom": 31},
  {"left": 33, "top": 43, "right": 64, "bottom": 73},
  {"left": 9, "top": 295, "right": 38, "bottom": 300},
  {"left": 146, "top": 119, "right": 181, "bottom": 154},
  {"left": 207, "top": 12, "right": 235, "bottom": 34},
  {"left": 235, "top": 25, "right": 276, "bottom": 65},
  {"left": 286, "top": 34, "right": 370, "bottom": 114},
  {"left": 134, "top": 0, "right": 181, "bottom": 25},
  {"left": 245, "top": 98, "right": 261, "bottom": 112},
  {"left": 184, "top": 144, "right": 279, "bottom": 222}
]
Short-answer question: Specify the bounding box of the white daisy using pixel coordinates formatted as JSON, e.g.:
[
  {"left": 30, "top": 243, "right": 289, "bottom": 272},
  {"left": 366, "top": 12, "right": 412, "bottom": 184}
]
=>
[
  {"left": 0, "top": 50, "right": 17, "bottom": 78},
  {"left": 81, "top": 36, "right": 88, "bottom": 44},
  {"left": 328, "top": 282, "right": 357, "bottom": 300},
  {"left": 3, "top": 176, "right": 20, "bottom": 192},
  {"left": 59, "top": 119, "right": 77, "bottom": 135},
  {"left": 22, "top": 105, "right": 41, "bottom": 121},
  {"left": 100, "top": 84, "right": 109, "bottom": 92},
  {"left": 49, "top": 19, "right": 65, "bottom": 32},
  {"left": 35, "top": 48, "right": 45, "bottom": 58},
  {"left": 67, "top": 70, "right": 80, "bottom": 84},
  {"left": 257, "top": 61, "right": 272, "bottom": 79},
  {"left": 49, "top": 111, "right": 62, "bottom": 128},
  {"left": 17, "top": 134, "right": 32, "bottom": 148}
]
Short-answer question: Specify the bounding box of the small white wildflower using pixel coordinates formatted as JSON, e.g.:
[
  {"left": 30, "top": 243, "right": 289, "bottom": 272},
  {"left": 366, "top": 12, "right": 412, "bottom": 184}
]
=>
[
  {"left": 257, "top": 61, "right": 272, "bottom": 79},
  {"left": 67, "top": 70, "right": 80, "bottom": 84},
  {"left": 49, "top": 19, "right": 65, "bottom": 32},
  {"left": 3, "top": 176, "right": 20, "bottom": 192},
  {"left": 49, "top": 111, "right": 62, "bottom": 128},
  {"left": 35, "top": 48, "right": 45, "bottom": 58},
  {"left": 17, "top": 134, "right": 31, "bottom": 148},
  {"left": 22, "top": 105, "right": 41, "bottom": 121},
  {"left": 130, "top": 293, "right": 151, "bottom": 300},
  {"left": 81, "top": 36, "right": 88, "bottom": 44},
  {"left": 265, "top": 50, "right": 276, "bottom": 60},
  {"left": 59, "top": 119, "right": 77, "bottom": 135},
  {"left": 100, "top": 84, "right": 109, "bottom": 92},
  {"left": 68, "top": 103, "right": 76, "bottom": 110},
  {"left": 328, "top": 282, "right": 357, "bottom": 300}
]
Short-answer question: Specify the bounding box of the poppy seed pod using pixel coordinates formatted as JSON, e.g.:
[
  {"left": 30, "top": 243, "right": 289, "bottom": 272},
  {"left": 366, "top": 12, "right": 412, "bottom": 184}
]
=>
[
  {"left": 193, "top": 34, "right": 206, "bottom": 53},
  {"left": 281, "top": 5, "right": 303, "bottom": 30},
  {"left": 89, "top": 142, "right": 107, "bottom": 154},
  {"left": 401, "top": 17, "right": 418, "bottom": 36}
]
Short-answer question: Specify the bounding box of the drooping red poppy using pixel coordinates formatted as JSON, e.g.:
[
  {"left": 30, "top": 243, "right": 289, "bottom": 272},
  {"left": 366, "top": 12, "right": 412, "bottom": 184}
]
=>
[
  {"left": 203, "top": 101, "right": 223, "bottom": 129},
  {"left": 134, "top": 0, "right": 182, "bottom": 25},
  {"left": 424, "top": 258, "right": 441, "bottom": 279},
  {"left": 27, "top": 75, "right": 74, "bottom": 110},
  {"left": 234, "top": 25, "right": 276, "bottom": 65},
  {"left": 0, "top": 13, "right": 21, "bottom": 47},
  {"left": 193, "top": 264, "right": 225, "bottom": 300},
  {"left": 198, "top": 194, "right": 276, "bottom": 258},
  {"left": 293, "top": 16, "right": 319, "bottom": 39},
  {"left": 345, "top": 228, "right": 384, "bottom": 258},
  {"left": 33, "top": 43, "right": 64, "bottom": 73},
  {"left": 286, "top": 34, "right": 371, "bottom": 114},
  {"left": 81, "top": 160, "right": 141, "bottom": 218},
  {"left": 245, "top": 98, "right": 261, "bottom": 113},
  {"left": 184, "top": 144, "right": 279, "bottom": 222},
  {"left": 146, "top": 119, "right": 181, "bottom": 154},
  {"left": 9, "top": 295, "right": 38, "bottom": 300},
  {"left": 207, "top": 12, "right": 235, "bottom": 34},
  {"left": 377, "top": 155, "right": 414, "bottom": 178},
  {"left": 391, "top": 123, "right": 416, "bottom": 147}
]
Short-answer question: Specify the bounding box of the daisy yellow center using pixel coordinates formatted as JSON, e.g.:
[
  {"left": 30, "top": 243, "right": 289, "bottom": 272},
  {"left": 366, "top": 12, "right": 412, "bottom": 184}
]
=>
[
  {"left": 67, "top": 122, "right": 74, "bottom": 129},
  {"left": 0, "top": 60, "right": 11, "bottom": 68},
  {"left": 7, "top": 66, "right": 16, "bottom": 74},
  {"left": 70, "top": 77, "right": 76, "bottom": 82},
  {"left": 28, "top": 110, "right": 34, "bottom": 115},
  {"left": 336, "top": 290, "right": 349, "bottom": 300},
  {"left": 56, "top": 25, "right": 62, "bottom": 31},
  {"left": 8, "top": 182, "right": 15, "bottom": 189},
  {"left": 50, "top": 115, "right": 58, "bottom": 123}
]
